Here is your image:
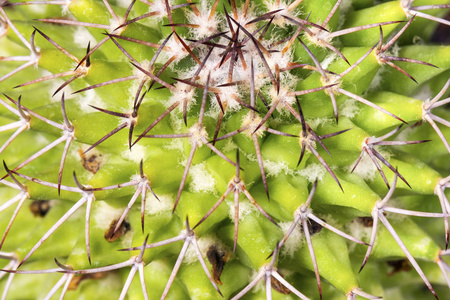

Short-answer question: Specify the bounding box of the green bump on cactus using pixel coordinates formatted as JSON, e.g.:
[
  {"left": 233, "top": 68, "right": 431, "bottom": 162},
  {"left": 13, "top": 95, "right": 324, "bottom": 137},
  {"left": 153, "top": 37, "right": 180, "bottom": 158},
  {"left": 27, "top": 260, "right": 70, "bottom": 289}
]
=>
[{"left": 0, "top": 0, "right": 450, "bottom": 299}]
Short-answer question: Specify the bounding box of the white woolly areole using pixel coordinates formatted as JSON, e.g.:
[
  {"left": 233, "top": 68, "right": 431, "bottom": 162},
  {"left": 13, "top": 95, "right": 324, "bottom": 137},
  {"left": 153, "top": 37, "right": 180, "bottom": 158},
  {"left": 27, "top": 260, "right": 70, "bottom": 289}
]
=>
[
  {"left": 350, "top": 147, "right": 392, "bottom": 181},
  {"left": 219, "top": 86, "right": 243, "bottom": 111},
  {"left": 241, "top": 112, "right": 265, "bottom": 137},
  {"left": 133, "top": 60, "right": 152, "bottom": 82},
  {"left": 234, "top": 44, "right": 273, "bottom": 87},
  {"left": 185, "top": 0, "right": 222, "bottom": 38},
  {"left": 109, "top": 17, "right": 126, "bottom": 36},
  {"left": 145, "top": 194, "right": 174, "bottom": 214},
  {"left": 118, "top": 111, "right": 133, "bottom": 128},
  {"left": 73, "top": 26, "right": 96, "bottom": 49},
  {"left": 205, "top": 102, "right": 221, "bottom": 119},
  {"left": 228, "top": 6, "right": 258, "bottom": 34},
  {"left": 120, "top": 230, "right": 134, "bottom": 248},
  {"left": 263, "top": 159, "right": 294, "bottom": 177},
  {"left": 121, "top": 144, "right": 147, "bottom": 163},
  {"left": 269, "top": 85, "right": 295, "bottom": 112},
  {"left": 245, "top": 153, "right": 299, "bottom": 177},
  {"left": 321, "top": 52, "right": 338, "bottom": 70},
  {"left": 306, "top": 26, "right": 333, "bottom": 47},
  {"left": 351, "top": 155, "right": 376, "bottom": 181},
  {"left": 227, "top": 200, "right": 257, "bottom": 222},
  {"left": 188, "top": 162, "right": 216, "bottom": 193},
  {"left": 127, "top": 81, "right": 143, "bottom": 107},
  {"left": 148, "top": 260, "right": 169, "bottom": 272},
  {"left": 267, "top": 47, "right": 299, "bottom": 92},
  {"left": 186, "top": 48, "right": 226, "bottom": 85},
  {"left": 321, "top": 73, "right": 342, "bottom": 95},
  {"left": 267, "top": 44, "right": 294, "bottom": 72},
  {"left": 184, "top": 235, "right": 224, "bottom": 264},
  {"left": 130, "top": 173, "right": 143, "bottom": 183},
  {"left": 306, "top": 117, "right": 333, "bottom": 131},
  {"left": 265, "top": 0, "right": 301, "bottom": 27},
  {"left": 376, "top": 43, "right": 401, "bottom": 66},
  {"left": 299, "top": 163, "right": 326, "bottom": 182},
  {"left": 71, "top": 60, "right": 90, "bottom": 79},
  {"left": 299, "top": 131, "right": 316, "bottom": 153},
  {"left": 221, "top": 138, "right": 238, "bottom": 153},
  {"left": 163, "top": 36, "right": 190, "bottom": 64},
  {"left": 93, "top": 201, "right": 124, "bottom": 231},
  {"left": 239, "top": 53, "right": 273, "bottom": 92},
  {"left": 167, "top": 82, "right": 197, "bottom": 111},
  {"left": 164, "top": 138, "right": 185, "bottom": 152},
  {"left": 188, "top": 123, "right": 209, "bottom": 147},
  {"left": 351, "top": 143, "right": 376, "bottom": 181},
  {"left": 187, "top": 45, "right": 244, "bottom": 109},
  {"left": 339, "top": 98, "right": 360, "bottom": 119},
  {"left": 346, "top": 219, "right": 373, "bottom": 253},
  {"left": 368, "top": 65, "right": 387, "bottom": 91},
  {"left": 149, "top": 0, "right": 169, "bottom": 20},
  {"left": 77, "top": 89, "right": 106, "bottom": 113},
  {"left": 279, "top": 221, "right": 303, "bottom": 257},
  {"left": 170, "top": 112, "right": 184, "bottom": 133},
  {"left": 49, "top": 78, "right": 74, "bottom": 101},
  {"left": 188, "top": 44, "right": 258, "bottom": 101}
]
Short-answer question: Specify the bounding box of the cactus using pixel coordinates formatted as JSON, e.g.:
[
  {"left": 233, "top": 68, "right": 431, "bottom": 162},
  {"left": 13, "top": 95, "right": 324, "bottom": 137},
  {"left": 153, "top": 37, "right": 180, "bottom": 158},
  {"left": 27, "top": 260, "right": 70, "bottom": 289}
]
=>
[{"left": 0, "top": 0, "right": 450, "bottom": 299}]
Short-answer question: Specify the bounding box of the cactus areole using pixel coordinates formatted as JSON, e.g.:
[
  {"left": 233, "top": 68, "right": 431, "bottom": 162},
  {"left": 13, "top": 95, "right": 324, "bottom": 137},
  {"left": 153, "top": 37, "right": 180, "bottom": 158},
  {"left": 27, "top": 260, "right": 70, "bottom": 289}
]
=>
[{"left": 0, "top": 0, "right": 450, "bottom": 299}]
